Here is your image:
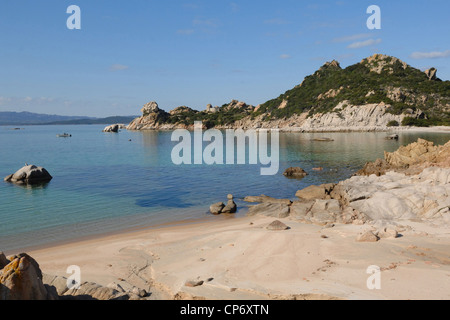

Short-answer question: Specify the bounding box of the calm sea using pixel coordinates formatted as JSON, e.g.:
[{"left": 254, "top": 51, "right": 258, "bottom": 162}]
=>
[{"left": 1, "top": 125, "right": 449, "bottom": 253}]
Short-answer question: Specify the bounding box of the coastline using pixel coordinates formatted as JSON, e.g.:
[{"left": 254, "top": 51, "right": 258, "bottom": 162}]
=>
[
  {"left": 126, "top": 125, "right": 450, "bottom": 133},
  {"left": 3, "top": 134, "right": 450, "bottom": 301}
]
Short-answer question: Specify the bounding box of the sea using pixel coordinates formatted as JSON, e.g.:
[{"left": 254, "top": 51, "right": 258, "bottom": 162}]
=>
[{"left": 1, "top": 125, "right": 449, "bottom": 253}]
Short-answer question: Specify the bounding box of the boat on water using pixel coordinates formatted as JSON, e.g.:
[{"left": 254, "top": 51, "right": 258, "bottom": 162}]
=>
[{"left": 57, "top": 133, "right": 72, "bottom": 138}]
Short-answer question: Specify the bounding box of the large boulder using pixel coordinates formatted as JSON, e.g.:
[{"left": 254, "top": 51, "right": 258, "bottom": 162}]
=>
[
  {"left": 0, "top": 253, "right": 55, "bottom": 300},
  {"left": 385, "top": 139, "right": 439, "bottom": 168},
  {"left": 4, "top": 165, "right": 52, "bottom": 185}
]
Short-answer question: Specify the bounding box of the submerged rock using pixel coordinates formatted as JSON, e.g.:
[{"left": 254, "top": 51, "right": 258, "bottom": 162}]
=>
[
  {"left": 4, "top": 165, "right": 52, "bottom": 185},
  {"left": 283, "top": 167, "right": 308, "bottom": 178}
]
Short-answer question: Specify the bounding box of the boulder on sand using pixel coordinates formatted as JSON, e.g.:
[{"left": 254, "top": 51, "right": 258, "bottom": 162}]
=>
[
  {"left": 4, "top": 165, "right": 52, "bottom": 185},
  {"left": 266, "top": 220, "right": 290, "bottom": 231}
]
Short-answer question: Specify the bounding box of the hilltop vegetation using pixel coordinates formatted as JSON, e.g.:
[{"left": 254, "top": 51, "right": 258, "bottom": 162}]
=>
[{"left": 257, "top": 55, "right": 450, "bottom": 125}]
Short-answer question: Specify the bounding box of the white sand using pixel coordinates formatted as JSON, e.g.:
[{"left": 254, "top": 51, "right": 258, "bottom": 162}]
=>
[{"left": 28, "top": 214, "right": 450, "bottom": 300}]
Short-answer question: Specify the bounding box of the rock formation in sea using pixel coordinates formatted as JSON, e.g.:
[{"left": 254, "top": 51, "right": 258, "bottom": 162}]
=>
[
  {"left": 4, "top": 165, "right": 52, "bottom": 185},
  {"left": 103, "top": 124, "right": 120, "bottom": 133},
  {"left": 283, "top": 167, "right": 308, "bottom": 179}
]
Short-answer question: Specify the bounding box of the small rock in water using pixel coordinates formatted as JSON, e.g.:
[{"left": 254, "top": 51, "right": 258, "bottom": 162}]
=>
[
  {"left": 266, "top": 220, "right": 290, "bottom": 231},
  {"left": 283, "top": 167, "right": 308, "bottom": 179},
  {"left": 222, "top": 200, "right": 237, "bottom": 214},
  {"left": 227, "top": 194, "right": 234, "bottom": 200}
]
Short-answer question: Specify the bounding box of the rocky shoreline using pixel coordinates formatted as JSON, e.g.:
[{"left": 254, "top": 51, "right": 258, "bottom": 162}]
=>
[{"left": 126, "top": 100, "right": 428, "bottom": 133}]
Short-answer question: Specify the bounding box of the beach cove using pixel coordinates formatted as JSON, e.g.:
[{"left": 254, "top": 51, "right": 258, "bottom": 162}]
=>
[{"left": 1, "top": 126, "right": 449, "bottom": 300}]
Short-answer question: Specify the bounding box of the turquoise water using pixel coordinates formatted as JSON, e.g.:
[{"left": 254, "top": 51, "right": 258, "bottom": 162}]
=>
[{"left": 1, "top": 125, "right": 449, "bottom": 253}]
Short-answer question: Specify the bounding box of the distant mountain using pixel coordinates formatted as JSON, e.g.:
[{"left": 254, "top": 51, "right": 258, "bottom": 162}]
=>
[
  {"left": 43, "top": 116, "right": 137, "bottom": 125},
  {"left": 0, "top": 111, "right": 94, "bottom": 125},
  {"left": 0, "top": 112, "right": 136, "bottom": 126}
]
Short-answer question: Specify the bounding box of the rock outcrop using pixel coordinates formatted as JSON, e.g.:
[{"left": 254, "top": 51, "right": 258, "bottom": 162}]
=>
[
  {"left": 357, "top": 139, "right": 450, "bottom": 176},
  {"left": 0, "top": 253, "right": 56, "bottom": 300},
  {"left": 245, "top": 140, "right": 450, "bottom": 227},
  {"left": 4, "top": 165, "right": 52, "bottom": 185},
  {"left": 127, "top": 102, "right": 170, "bottom": 130},
  {"left": 103, "top": 124, "right": 119, "bottom": 133},
  {"left": 425, "top": 68, "right": 437, "bottom": 81},
  {"left": 299, "top": 102, "right": 423, "bottom": 132},
  {"left": 0, "top": 252, "right": 151, "bottom": 300}
]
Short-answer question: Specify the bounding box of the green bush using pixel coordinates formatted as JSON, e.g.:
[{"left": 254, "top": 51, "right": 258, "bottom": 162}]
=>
[{"left": 387, "top": 120, "right": 399, "bottom": 127}]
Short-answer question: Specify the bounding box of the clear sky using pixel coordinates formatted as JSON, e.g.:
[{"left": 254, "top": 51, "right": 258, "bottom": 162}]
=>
[{"left": 0, "top": 0, "right": 449, "bottom": 117}]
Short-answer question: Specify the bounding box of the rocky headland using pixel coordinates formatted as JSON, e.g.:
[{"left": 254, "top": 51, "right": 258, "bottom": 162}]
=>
[{"left": 127, "top": 54, "right": 449, "bottom": 132}]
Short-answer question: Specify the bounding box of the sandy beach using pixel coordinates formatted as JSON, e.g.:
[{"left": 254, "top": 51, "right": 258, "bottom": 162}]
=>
[{"left": 25, "top": 212, "right": 450, "bottom": 300}]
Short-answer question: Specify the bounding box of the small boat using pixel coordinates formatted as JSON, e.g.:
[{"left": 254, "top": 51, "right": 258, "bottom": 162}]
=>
[{"left": 57, "top": 133, "right": 72, "bottom": 138}]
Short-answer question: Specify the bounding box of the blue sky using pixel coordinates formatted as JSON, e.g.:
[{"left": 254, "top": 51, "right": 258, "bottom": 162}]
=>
[{"left": 0, "top": 0, "right": 449, "bottom": 117}]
